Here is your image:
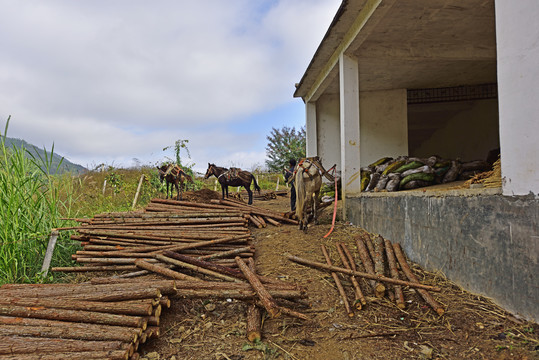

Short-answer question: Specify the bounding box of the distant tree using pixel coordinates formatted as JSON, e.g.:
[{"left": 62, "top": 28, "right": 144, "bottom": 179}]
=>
[{"left": 265, "top": 126, "right": 306, "bottom": 172}]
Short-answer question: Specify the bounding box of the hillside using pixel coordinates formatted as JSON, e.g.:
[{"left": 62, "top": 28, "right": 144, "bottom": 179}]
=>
[{"left": 2, "top": 136, "right": 87, "bottom": 174}]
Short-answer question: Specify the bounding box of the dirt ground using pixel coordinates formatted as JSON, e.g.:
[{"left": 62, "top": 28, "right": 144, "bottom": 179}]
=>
[{"left": 140, "top": 193, "right": 538, "bottom": 360}]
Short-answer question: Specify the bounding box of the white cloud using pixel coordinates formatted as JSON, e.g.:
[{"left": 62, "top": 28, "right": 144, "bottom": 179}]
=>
[{"left": 0, "top": 0, "right": 341, "bottom": 169}]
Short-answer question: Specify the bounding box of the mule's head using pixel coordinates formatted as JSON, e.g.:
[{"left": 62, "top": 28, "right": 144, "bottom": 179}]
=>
[
  {"left": 204, "top": 163, "right": 215, "bottom": 179},
  {"left": 156, "top": 164, "right": 168, "bottom": 183}
]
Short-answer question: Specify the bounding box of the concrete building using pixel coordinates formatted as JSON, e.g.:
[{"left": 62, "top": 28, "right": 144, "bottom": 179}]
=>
[{"left": 294, "top": 0, "right": 538, "bottom": 322}]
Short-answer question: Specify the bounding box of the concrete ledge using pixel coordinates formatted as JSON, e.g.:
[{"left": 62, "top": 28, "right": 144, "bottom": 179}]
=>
[{"left": 346, "top": 189, "right": 538, "bottom": 322}]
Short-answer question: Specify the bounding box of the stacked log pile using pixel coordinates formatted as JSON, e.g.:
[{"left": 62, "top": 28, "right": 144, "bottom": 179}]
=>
[
  {"left": 10, "top": 196, "right": 305, "bottom": 358},
  {"left": 0, "top": 280, "right": 175, "bottom": 359},
  {"left": 288, "top": 232, "right": 445, "bottom": 317},
  {"left": 361, "top": 155, "right": 494, "bottom": 192}
]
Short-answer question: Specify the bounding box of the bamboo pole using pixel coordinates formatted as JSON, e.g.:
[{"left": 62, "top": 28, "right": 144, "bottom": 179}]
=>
[{"left": 132, "top": 174, "right": 145, "bottom": 209}]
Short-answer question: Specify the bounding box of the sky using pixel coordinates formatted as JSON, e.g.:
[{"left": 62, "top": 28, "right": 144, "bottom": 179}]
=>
[{"left": 0, "top": 0, "right": 341, "bottom": 174}]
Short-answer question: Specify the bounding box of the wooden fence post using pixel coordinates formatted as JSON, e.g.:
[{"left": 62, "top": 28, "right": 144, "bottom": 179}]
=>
[
  {"left": 41, "top": 230, "right": 59, "bottom": 278},
  {"left": 132, "top": 174, "right": 145, "bottom": 209}
]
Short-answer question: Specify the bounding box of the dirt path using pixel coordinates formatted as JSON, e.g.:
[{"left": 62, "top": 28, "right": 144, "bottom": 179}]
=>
[{"left": 141, "top": 195, "right": 538, "bottom": 360}]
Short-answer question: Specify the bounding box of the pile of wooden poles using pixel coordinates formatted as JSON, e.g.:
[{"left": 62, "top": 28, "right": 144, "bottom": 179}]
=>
[
  {"left": 288, "top": 232, "right": 444, "bottom": 317},
  {"left": 32, "top": 197, "right": 308, "bottom": 356},
  {"left": 0, "top": 280, "right": 175, "bottom": 360},
  {"left": 54, "top": 198, "right": 257, "bottom": 274}
]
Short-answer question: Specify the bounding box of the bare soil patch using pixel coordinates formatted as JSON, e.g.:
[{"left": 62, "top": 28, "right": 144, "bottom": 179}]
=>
[{"left": 140, "top": 194, "right": 538, "bottom": 360}]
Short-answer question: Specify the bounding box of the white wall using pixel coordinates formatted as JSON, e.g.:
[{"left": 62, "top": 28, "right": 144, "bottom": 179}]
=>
[
  {"left": 359, "top": 89, "right": 408, "bottom": 167},
  {"left": 316, "top": 94, "right": 341, "bottom": 171},
  {"left": 495, "top": 0, "right": 539, "bottom": 196}
]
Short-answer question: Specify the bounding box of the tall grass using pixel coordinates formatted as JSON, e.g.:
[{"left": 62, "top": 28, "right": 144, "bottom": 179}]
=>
[{"left": 0, "top": 118, "right": 76, "bottom": 284}]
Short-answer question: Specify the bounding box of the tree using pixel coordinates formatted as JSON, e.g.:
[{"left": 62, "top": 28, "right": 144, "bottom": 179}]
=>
[{"left": 265, "top": 126, "right": 306, "bottom": 172}]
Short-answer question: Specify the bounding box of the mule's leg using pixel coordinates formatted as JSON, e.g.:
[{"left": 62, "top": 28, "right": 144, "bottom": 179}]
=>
[
  {"left": 175, "top": 181, "right": 180, "bottom": 200},
  {"left": 221, "top": 184, "right": 226, "bottom": 199},
  {"left": 179, "top": 180, "right": 183, "bottom": 201},
  {"left": 166, "top": 182, "right": 170, "bottom": 199},
  {"left": 246, "top": 186, "right": 253, "bottom": 205}
]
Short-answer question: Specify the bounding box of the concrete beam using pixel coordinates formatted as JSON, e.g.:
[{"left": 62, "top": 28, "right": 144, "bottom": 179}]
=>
[
  {"left": 305, "top": 102, "right": 317, "bottom": 157},
  {"left": 359, "top": 43, "right": 496, "bottom": 61},
  {"left": 304, "top": 0, "right": 383, "bottom": 103}
]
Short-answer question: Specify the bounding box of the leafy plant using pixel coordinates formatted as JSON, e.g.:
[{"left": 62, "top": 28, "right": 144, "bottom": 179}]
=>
[
  {"left": 0, "top": 116, "right": 77, "bottom": 284},
  {"left": 265, "top": 126, "right": 306, "bottom": 172}
]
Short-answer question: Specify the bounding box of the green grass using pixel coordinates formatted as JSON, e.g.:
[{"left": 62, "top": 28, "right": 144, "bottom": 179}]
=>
[{"left": 0, "top": 119, "right": 78, "bottom": 284}]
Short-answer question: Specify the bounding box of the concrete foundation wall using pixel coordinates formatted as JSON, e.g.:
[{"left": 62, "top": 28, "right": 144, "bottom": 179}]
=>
[{"left": 346, "top": 191, "right": 539, "bottom": 322}]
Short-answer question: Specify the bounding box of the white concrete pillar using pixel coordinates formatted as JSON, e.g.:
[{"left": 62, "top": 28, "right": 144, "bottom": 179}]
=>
[
  {"left": 339, "top": 53, "right": 362, "bottom": 218},
  {"left": 495, "top": 0, "right": 539, "bottom": 196},
  {"left": 305, "top": 102, "right": 317, "bottom": 157}
]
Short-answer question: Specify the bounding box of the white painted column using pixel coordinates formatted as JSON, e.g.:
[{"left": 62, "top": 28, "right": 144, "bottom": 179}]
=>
[
  {"left": 495, "top": 0, "right": 539, "bottom": 196},
  {"left": 339, "top": 54, "right": 362, "bottom": 219},
  {"left": 305, "top": 101, "right": 317, "bottom": 157}
]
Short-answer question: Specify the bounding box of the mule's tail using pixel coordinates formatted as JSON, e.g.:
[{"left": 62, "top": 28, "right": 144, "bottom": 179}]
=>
[{"left": 251, "top": 174, "right": 261, "bottom": 194}]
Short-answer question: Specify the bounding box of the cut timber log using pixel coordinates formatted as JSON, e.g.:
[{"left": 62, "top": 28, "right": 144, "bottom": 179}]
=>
[
  {"left": 0, "top": 336, "right": 130, "bottom": 355},
  {"left": 0, "top": 297, "right": 152, "bottom": 316},
  {"left": 0, "top": 304, "right": 146, "bottom": 329},
  {"left": 392, "top": 243, "right": 445, "bottom": 315},
  {"left": 134, "top": 259, "right": 201, "bottom": 281},
  {"left": 372, "top": 235, "right": 387, "bottom": 298},
  {"left": 355, "top": 235, "right": 385, "bottom": 297},
  {"left": 0, "top": 350, "right": 129, "bottom": 360},
  {"left": 246, "top": 259, "right": 262, "bottom": 343},
  {"left": 321, "top": 245, "right": 353, "bottom": 317},
  {"left": 384, "top": 238, "right": 405, "bottom": 309},
  {"left": 287, "top": 255, "right": 441, "bottom": 292},
  {"left": 157, "top": 253, "right": 241, "bottom": 282},
  {"left": 235, "top": 257, "right": 280, "bottom": 318},
  {"left": 336, "top": 242, "right": 365, "bottom": 309}
]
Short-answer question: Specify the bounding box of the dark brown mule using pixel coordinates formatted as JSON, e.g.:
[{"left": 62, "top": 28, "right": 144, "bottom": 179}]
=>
[
  {"left": 157, "top": 164, "right": 193, "bottom": 200},
  {"left": 204, "top": 163, "right": 261, "bottom": 205}
]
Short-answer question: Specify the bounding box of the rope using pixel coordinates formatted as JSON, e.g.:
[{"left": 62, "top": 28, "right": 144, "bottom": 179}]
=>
[{"left": 323, "top": 165, "right": 338, "bottom": 238}]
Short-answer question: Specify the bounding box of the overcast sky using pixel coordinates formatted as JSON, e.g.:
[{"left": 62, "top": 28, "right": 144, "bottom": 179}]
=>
[{"left": 0, "top": 0, "right": 341, "bottom": 173}]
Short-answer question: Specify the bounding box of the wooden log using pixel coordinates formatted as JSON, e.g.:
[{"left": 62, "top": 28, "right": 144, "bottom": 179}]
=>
[
  {"left": 372, "top": 235, "right": 387, "bottom": 298},
  {"left": 0, "top": 304, "right": 146, "bottom": 329},
  {"left": 246, "top": 214, "right": 263, "bottom": 228},
  {"left": 336, "top": 243, "right": 364, "bottom": 310},
  {"left": 0, "top": 297, "right": 152, "bottom": 316},
  {"left": 175, "top": 287, "right": 304, "bottom": 300},
  {"left": 392, "top": 243, "right": 445, "bottom": 315},
  {"left": 156, "top": 254, "right": 240, "bottom": 282},
  {"left": 235, "top": 257, "right": 280, "bottom": 318},
  {"left": 0, "top": 350, "right": 129, "bottom": 360},
  {"left": 253, "top": 215, "right": 266, "bottom": 228},
  {"left": 384, "top": 238, "right": 405, "bottom": 309},
  {"left": 134, "top": 259, "right": 201, "bottom": 281},
  {"left": 0, "top": 323, "right": 139, "bottom": 343},
  {"left": 246, "top": 258, "right": 262, "bottom": 343},
  {"left": 51, "top": 265, "right": 138, "bottom": 272},
  {"left": 339, "top": 243, "right": 367, "bottom": 306},
  {"left": 0, "top": 336, "right": 130, "bottom": 355},
  {"left": 321, "top": 245, "right": 353, "bottom": 317},
  {"left": 198, "top": 246, "right": 253, "bottom": 261},
  {"left": 355, "top": 235, "right": 386, "bottom": 297},
  {"left": 263, "top": 216, "right": 281, "bottom": 227},
  {"left": 1, "top": 281, "right": 176, "bottom": 296},
  {"left": 287, "top": 255, "right": 441, "bottom": 292},
  {"left": 246, "top": 304, "right": 261, "bottom": 342}
]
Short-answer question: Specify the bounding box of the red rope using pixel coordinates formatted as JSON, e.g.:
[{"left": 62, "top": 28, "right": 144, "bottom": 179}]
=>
[{"left": 323, "top": 166, "right": 338, "bottom": 238}]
